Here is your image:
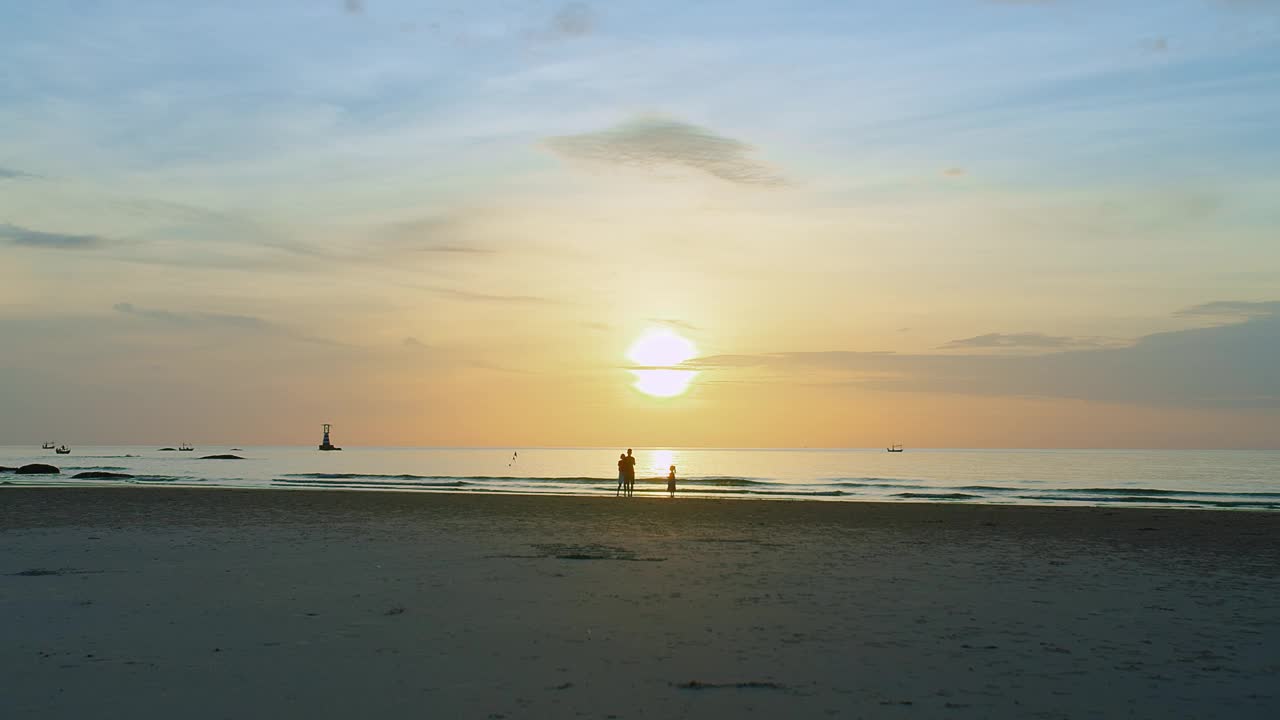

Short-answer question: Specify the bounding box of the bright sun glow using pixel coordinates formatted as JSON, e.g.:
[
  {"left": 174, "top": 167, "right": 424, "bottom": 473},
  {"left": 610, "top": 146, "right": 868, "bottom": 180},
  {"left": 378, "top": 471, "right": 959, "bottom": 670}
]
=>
[
  {"left": 630, "top": 369, "right": 698, "bottom": 397},
  {"left": 627, "top": 328, "right": 698, "bottom": 366},
  {"left": 627, "top": 328, "right": 699, "bottom": 397}
]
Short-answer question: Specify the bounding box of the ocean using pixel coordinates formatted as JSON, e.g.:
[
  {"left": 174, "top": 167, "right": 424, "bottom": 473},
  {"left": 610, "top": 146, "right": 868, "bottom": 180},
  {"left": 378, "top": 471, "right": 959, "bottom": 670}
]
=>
[{"left": 4, "top": 446, "right": 1280, "bottom": 510}]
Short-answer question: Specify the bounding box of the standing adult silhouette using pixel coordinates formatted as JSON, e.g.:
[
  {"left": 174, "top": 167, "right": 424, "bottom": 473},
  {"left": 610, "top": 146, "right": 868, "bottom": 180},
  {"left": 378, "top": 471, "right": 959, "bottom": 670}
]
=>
[{"left": 625, "top": 449, "right": 637, "bottom": 497}]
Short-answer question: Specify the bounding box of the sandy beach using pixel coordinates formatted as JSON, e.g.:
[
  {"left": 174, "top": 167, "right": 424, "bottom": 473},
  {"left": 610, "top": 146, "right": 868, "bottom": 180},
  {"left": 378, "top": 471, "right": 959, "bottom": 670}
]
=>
[{"left": 2, "top": 487, "right": 1278, "bottom": 718}]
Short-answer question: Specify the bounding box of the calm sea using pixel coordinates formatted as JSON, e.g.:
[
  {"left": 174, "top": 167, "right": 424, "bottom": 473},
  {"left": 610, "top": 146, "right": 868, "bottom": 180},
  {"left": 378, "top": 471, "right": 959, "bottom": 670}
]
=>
[{"left": 2, "top": 446, "right": 1279, "bottom": 510}]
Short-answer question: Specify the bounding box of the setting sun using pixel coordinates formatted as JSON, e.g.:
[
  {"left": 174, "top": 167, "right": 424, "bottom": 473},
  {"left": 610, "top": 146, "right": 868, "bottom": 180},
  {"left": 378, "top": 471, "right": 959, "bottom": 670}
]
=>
[
  {"left": 630, "top": 369, "right": 698, "bottom": 397},
  {"left": 627, "top": 328, "right": 698, "bottom": 397},
  {"left": 626, "top": 328, "right": 697, "bottom": 366}
]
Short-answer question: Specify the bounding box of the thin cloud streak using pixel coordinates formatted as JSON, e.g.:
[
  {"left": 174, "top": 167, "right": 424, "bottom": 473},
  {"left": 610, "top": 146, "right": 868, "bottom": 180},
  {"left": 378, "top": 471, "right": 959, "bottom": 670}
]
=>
[
  {"left": 1175, "top": 300, "right": 1280, "bottom": 319},
  {"left": 113, "top": 302, "right": 273, "bottom": 331},
  {"left": 113, "top": 302, "right": 346, "bottom": 346},
  {"left": 414, "top": 284, "right": 561, "bottom": 305},
  {"left": 649, "top": 318, "right": 700, "bottom": 332},
  {"left": 414, "top": 245, "right": 497, "bottom": 255},
  {"left": 0, "top": 223, "right": 106, "bottom": 250},
  {"left": 382, "top": 216, "right": 500, "bottom": 256},
  {"left": 0, "top": 166, "right": 38, "bottom": 180},
  {"left": 940, "top": 332, "right": 1119, "bottom": 350}
]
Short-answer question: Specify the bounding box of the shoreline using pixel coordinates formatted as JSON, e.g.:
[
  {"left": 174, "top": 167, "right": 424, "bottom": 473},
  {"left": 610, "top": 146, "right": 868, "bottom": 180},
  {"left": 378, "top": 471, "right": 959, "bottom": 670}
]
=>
[{"left": 4, "top": 480, "right": 1280, "bottom": 513}]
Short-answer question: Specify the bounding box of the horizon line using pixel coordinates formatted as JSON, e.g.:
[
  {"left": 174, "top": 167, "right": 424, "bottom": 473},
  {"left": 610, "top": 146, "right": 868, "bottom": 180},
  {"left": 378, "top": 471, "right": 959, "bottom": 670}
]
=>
[{"left": 3, "top": 445, "right": 1278, "bottom": 452}]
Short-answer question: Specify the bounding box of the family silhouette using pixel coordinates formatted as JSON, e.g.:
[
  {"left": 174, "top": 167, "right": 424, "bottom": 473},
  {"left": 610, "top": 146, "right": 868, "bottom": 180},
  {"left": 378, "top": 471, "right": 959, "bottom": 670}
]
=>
[{"left": 614, "top": 450, "right": 677, "bottom": 498}]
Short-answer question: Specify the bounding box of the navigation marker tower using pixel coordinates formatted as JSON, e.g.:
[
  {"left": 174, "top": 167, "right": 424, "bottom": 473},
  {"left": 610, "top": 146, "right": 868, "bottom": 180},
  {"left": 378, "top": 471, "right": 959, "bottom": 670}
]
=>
[{"left": 319, "top": 424, "right": 342, "bottom": 451}]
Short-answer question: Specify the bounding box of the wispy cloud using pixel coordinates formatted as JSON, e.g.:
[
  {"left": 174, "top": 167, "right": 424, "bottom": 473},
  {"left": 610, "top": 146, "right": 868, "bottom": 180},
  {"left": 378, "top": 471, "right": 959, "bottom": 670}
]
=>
[
  {"left": 1175, "top": 300, "right": 1280, "bottom": 319},
  {"left": 113, "top": 302, "right": 273, "bottom": 331},
  {"left": 0, "top": 223, "right": 106, "bottom": 250},
  {"left": 551, "top": 2, "right": 595, "bottom": 37},
  {"left": 343, "top": 0, "right": 365, "bottom": 15},
  {"left": 414, "top": 285, "right": 559, "bottom": 305},
  {"left": 412, "top": 245, "right": 494, "bottom": 255},
  {"left": 649, "top": 318, "right": 700, "bottom": 332},
  {"left": 940, "top": 332, "right": 1118, "bottom": 351},
  {"left": 546, "top": 117, "right": 787, "bottom": 187},
  {"left": 942, "top": 167, "right": 966, "bottom": 177},
  {"left": 382, "top": 215, "right": 499, "bottom": 256},
  {"left": 113, "top": 302, "right": 345, "bottom": 346},
  {"left": 0, "top": 166, "right": 38, "bottom": 180}
]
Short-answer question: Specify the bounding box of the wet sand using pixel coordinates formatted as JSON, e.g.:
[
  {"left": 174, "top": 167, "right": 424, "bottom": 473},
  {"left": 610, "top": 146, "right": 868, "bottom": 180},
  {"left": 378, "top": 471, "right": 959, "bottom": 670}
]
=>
[{"left": 2, "top": 487, "right": 1278, "bottom": 718}]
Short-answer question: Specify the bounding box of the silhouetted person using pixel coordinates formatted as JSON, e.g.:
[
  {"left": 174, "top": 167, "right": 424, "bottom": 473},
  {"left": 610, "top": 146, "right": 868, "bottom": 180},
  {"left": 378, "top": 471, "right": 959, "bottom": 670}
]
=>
[
  {"left": 625, "top": 449, "right": 637, "bottom": 497},
  {"left": 667, "top": 465, "right": 677, "bottom": 498},
  {"left": 616, "top": 453, "right": 627, "bottom": 496}
]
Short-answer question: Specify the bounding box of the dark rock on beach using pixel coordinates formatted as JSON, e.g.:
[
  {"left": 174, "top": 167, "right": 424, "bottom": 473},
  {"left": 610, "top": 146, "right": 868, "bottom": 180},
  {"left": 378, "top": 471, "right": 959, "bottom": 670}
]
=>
[
  {"left": 16, "top": 464, "right": 60, "bottom": 475},
  {"left": 200, "top": 455, "right": 244, "bottom": 460},
  {"left": 158, "top": 448, "right": 177, "bottom": 451},
  {"left": 73, "top": 472, "right": 135, "bottom": 479},
  {"left": 0, "top": 466, "right": 16, "bottom": 473}
]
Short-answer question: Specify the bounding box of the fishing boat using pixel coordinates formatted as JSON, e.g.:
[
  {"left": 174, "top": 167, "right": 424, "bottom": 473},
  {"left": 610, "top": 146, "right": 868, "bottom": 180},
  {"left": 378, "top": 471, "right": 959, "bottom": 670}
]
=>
[
  {"left": 55, "top": 445, "right": 71, "bottom": 455},
  {"left": 41, "top": 441, "right": 55, "bottom": 449},
  {"left": 886, "top": 444, "right": 904, "bottom": 453},
  {"left": 178, "top": 443, "right": 194, "bottom": 451}
]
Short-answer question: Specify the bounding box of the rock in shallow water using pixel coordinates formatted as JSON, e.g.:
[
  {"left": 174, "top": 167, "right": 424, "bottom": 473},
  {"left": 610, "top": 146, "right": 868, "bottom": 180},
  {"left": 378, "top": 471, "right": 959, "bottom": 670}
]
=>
[
  {"left": 16, "top": 464, "right": 60, "bottom": 475},
  {"left": 72, "top": 471, "right": 135, "bottom": 479},
  {"left": 200, "top": 454, "right": 244, "bottom": 460}
]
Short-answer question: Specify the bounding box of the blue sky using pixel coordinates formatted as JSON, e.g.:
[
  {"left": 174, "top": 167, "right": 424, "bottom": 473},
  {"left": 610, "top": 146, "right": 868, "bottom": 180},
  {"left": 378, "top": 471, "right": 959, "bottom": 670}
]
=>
[
  {"left": 2, "top": 1, "right": 1278, "bottom": 446},
  {"left": 5, "top": 1, "right": 1278, "bottom": 184}
]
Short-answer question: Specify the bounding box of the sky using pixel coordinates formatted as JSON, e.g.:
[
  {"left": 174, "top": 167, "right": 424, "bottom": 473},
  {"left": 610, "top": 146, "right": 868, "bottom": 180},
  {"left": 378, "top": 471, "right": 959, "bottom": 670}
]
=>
[{"left": 2, "top": 0, "right": 1278, "bottom": 448}]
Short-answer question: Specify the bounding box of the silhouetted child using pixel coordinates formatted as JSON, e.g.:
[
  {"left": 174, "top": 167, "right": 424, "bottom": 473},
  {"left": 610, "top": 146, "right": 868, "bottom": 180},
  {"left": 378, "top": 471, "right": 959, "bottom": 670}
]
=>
[
  {"left": 617, "top": 454, "right": 627, "bottom": 496},
  {"left": 667, "top": 465, "right": 677, "bottom": 498}
]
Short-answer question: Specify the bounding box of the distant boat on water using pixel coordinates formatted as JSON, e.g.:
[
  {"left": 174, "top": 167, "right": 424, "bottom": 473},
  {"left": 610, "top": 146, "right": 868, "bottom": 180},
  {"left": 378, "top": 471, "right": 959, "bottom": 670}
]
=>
[
  {"left": 55, "top": 445, "right": 71, "bottom": 455},
  {"left": 178, "top": 443, "right": 194, "bottom": 451},
  {"left": 318, "top": 423, "right": 342, "bottom": 451},
  {"left": 42, "top": 441, "right": 55, "bottom": 449},
  {"left": 886, "top": 444, "right": 904, "bottom": 453}
]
